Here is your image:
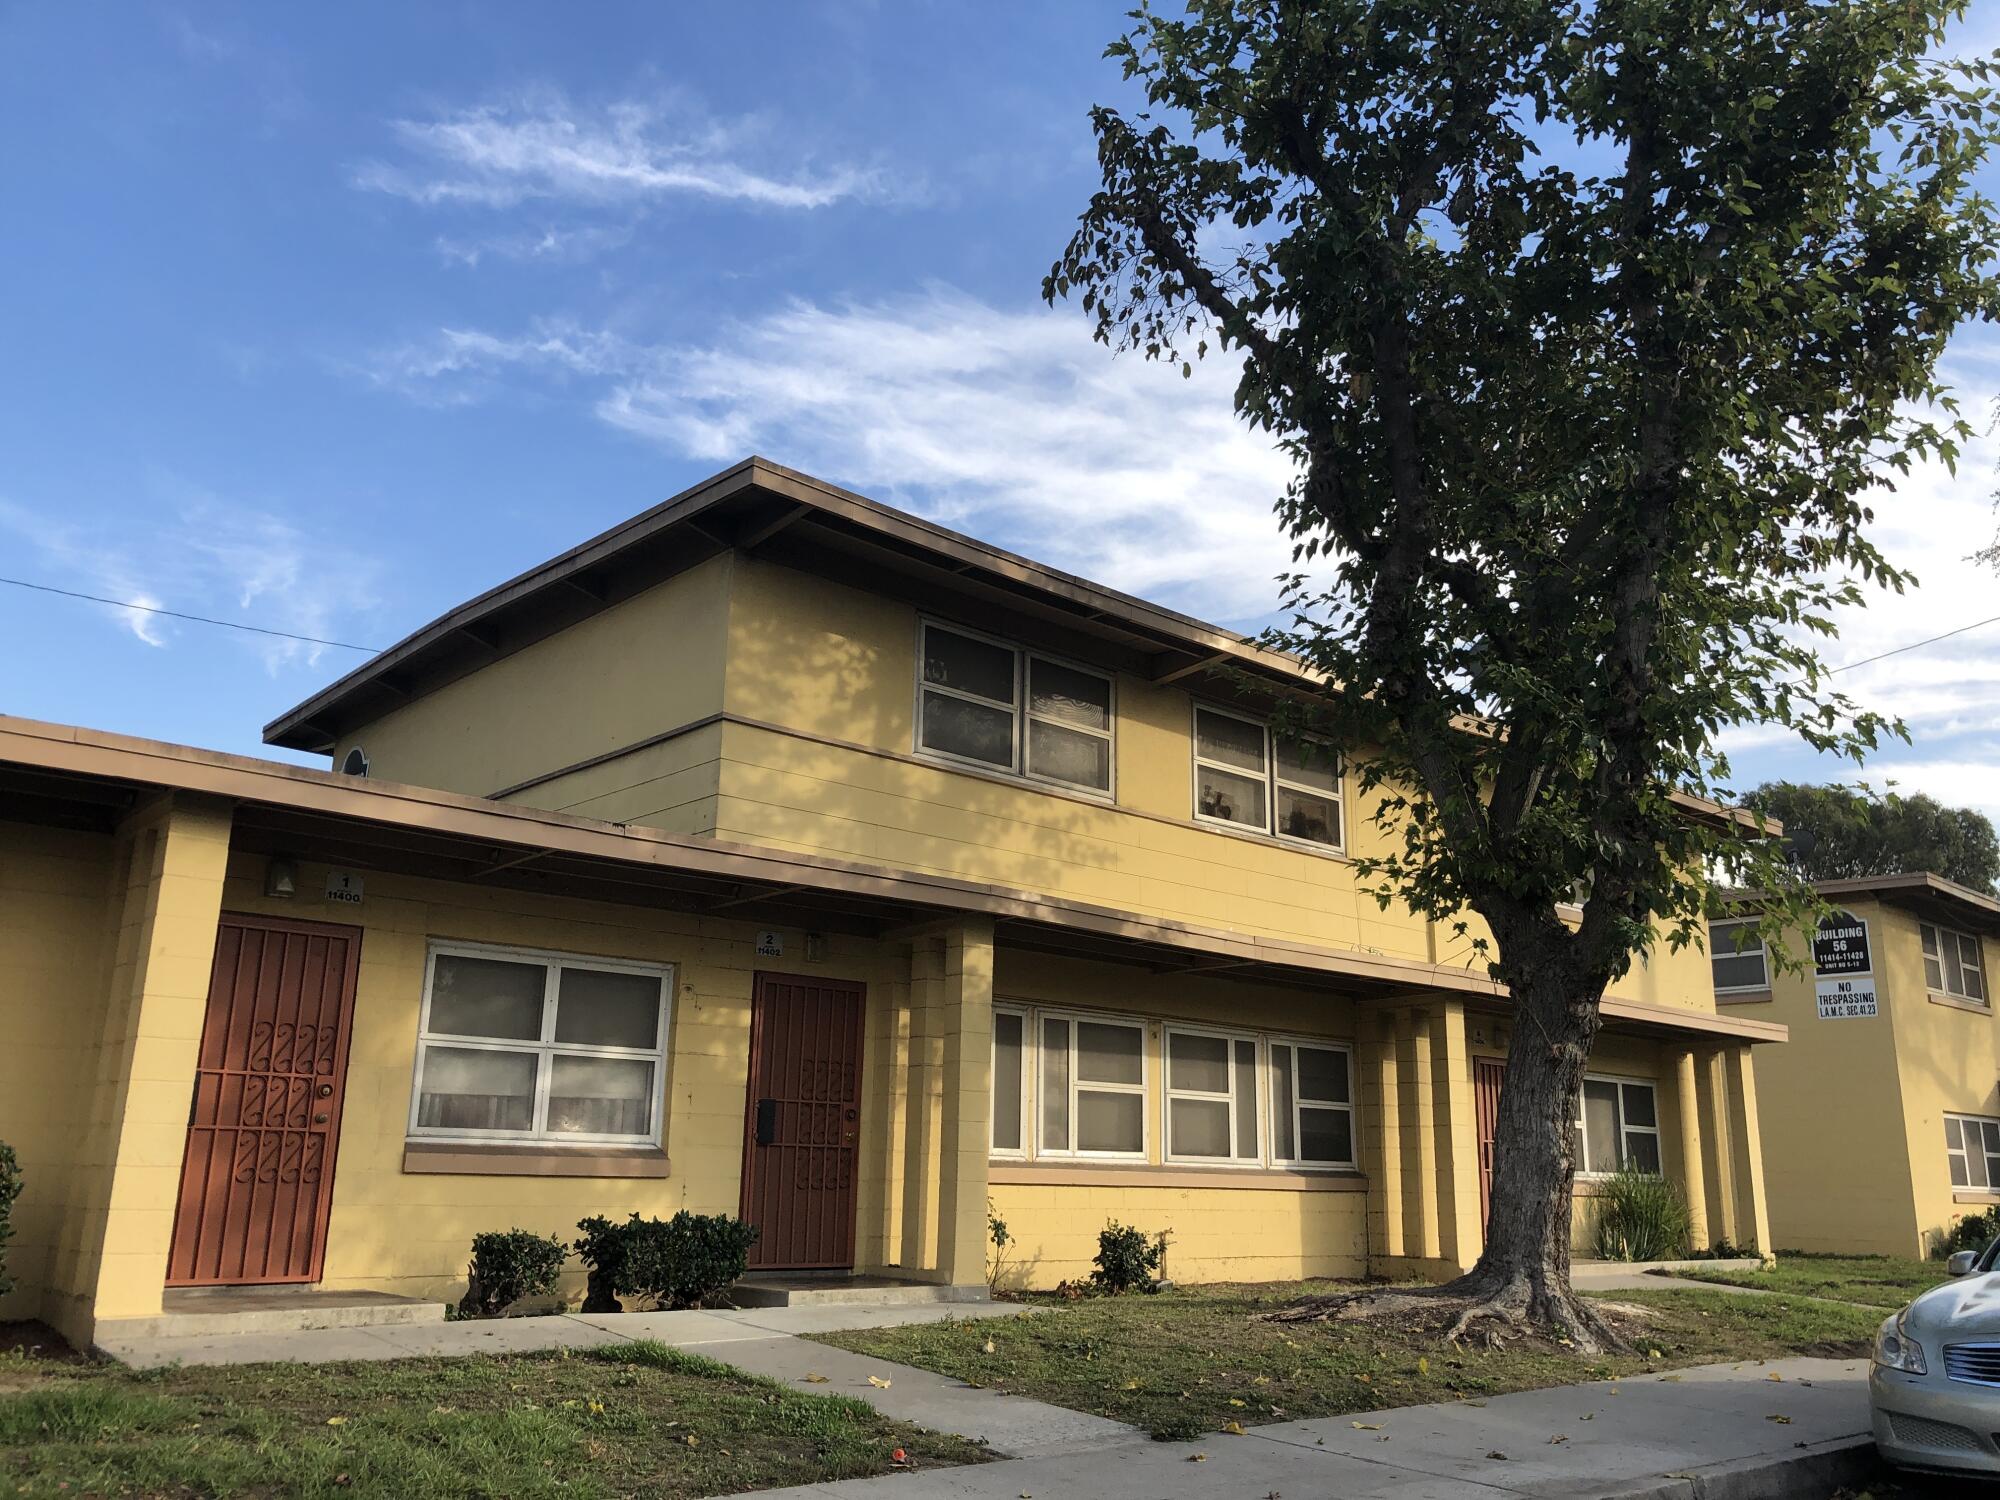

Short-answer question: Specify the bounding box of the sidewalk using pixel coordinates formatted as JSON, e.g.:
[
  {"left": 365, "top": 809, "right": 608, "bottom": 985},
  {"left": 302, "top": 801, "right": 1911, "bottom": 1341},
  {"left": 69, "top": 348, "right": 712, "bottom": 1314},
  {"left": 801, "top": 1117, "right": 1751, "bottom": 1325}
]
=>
[{"left": 746, "top": 1355, "right": 1875, "bottom": 1499}]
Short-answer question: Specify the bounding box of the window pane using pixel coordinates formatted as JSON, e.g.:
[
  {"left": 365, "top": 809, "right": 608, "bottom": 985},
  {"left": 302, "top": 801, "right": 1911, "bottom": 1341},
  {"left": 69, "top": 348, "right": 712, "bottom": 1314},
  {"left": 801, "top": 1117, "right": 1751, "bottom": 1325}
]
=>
[
  {"left": 1196, "top": 765, "right": 1267, "bottom": 828},
  {"left": 1275, "top": 737, "right": 1338, "bottom": 793},
  {"left": 429, "top": 955, "right": 545, "bottom": 1041},
  {"left": 1944, "top": 941, "right": 1966, "bottom": 997},
  {"left": 923, "top": 627, "right": 1014, "bottom": 703},
  {"left": 1040, "top": 1018, "right": 1070, "bottom": 1151},
  {"left": 1951, "top": 1151, "right": 1971, "bottom": 1187},
  {"left": 992, "top": 1012, "right": 1023, "bottom": 1152},
  {"left": 1170, "top": 1097, "right": 1232, "bottom": 1157},
  {"left": 1076, "top": 1021, "right": 1142, "bottom": 1085},
  {"left": 1299, "top": 1106, "right": 1352, "bottom": 1164},
  {"left": 1582, "top": 1080, "right": 1620, "bottom": 1172},
  {"left": 417, "top": 1045, "right": 537, "bottom": 1132},
  {"left": 1983, "top": 1121, "right": 2000, "bottom": 1156},
  {"left": 1233, "top": 1040, "right": 1259, "bottom": 1160},
  {"left": 1947, "top": 1116, "right": 1965, "bottom": 1150},
  {"left": 921, "top": 691, "right": 1013, "bottom": 767},
  {"left": 1926, "top": 953, "right": 1946, "bottom": 990},
  {"left": 1922, "top": 924, "right": 1940, "bottom": 957},
  {"left": 1711, "top": 920, "right": 1761, "bottom": 955},
  {"left": 1620, "top": 1084, "right": 1657, "bottom": 1130},
  {"left": 1029, "top": 659, "right": 1110, "bottom": 730},
  {"left": 1624, "top": 1130, "right": 1661, "bottom": 1174},
  {"left": 1277, "top": 787, "right": 1340, "bottom": 846},
  {"left": 1712, "top": 953, "right": 1769, "bottom": 990},
  {"left": 1077, "top": 1089, "right": 1144, "bottom": 1153},
  {"left": 1271, "top": 1044, "right": 1295, "bottom": 1160},
  {"left": 1195, "top": 709, "right": 1265, "bottom": 772},
  {"left": 1972, "top": 1140, "right": 1992, "bottom": 1190},
  {"left": 554, "top": 967, "right": 662, "bottom": 1049},
  {"left": 1169, "top": 1032, "right": 1229, "bottom": 1094},
  {"left": 1028, "top": 720, "right": 1110, "bottom": 790},
  {"left": 1297, "top": 1046, "right": 1349, "bottom": 1104},
  {"left": 548, "top": 1054, "right": 654, "bottom": 1137}
]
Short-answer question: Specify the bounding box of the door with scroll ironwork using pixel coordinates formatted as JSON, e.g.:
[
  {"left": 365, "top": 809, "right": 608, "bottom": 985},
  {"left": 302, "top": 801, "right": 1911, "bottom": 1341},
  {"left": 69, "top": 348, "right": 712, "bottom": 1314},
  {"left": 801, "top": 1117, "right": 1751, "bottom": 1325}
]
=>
[
  {"left": 739, "top": 972, "right": 865, "bottom": 1270},
  {"left": 165, "top": 913, "right": 362, "bottom": 1286}
]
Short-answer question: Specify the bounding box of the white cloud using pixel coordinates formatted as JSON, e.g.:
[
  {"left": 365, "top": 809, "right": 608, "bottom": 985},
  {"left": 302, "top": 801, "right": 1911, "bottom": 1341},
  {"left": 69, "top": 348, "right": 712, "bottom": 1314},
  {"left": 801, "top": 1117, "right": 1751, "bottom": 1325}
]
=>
[
  {"left": 354, "top": 92, "right": 894, "bottom": 213},
  {"left": 0, "top": 488, "right": 381, "bottom": 674},
  {"left": 434, "top": 223, "right": 636, "bottom": 269},
  {"left": 361, "top": 288, "right": 1302, "bottom": 623}
]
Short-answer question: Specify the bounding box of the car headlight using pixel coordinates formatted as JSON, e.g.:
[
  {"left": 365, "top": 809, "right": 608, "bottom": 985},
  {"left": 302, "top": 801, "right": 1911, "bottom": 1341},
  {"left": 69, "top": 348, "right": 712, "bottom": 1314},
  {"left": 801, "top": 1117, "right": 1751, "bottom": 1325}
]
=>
[{"left": 1876, "top": 1312, "right": 1928, "bottom": 1375}]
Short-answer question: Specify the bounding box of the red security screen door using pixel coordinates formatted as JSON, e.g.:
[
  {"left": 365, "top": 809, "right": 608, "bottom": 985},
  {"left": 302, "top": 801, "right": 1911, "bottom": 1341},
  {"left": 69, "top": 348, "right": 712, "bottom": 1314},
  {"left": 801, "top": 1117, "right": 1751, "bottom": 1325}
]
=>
[
  {"left": 166, "top": 914, "right": 363, "bottom": 1287},
  {"left": 740, "top": 972, "right": 865, "bottom": 1270},
  {"left": 1475, "top": 1057, "right": 1507, "bottom": 1234}
]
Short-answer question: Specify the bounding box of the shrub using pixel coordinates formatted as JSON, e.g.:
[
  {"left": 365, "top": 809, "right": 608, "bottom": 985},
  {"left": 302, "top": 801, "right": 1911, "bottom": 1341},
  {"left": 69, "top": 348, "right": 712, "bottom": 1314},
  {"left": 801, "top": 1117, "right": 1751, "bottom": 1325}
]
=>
[
  {"left": 573, "top": 1211, "right": 760, "bottom": 1312},
  {"left": 457, "top": 1228, "right": 567, "bottom": 1318},
  {"left": 1090, "top": 1220, "right": 1166, "bottom": 1294},
  {"left": 0, "top": 1142, "right": 19, "bottom": 1301},
  {"left": 987, "top": 1200, "right": 1013, "bottom": 1292},
  {"left": 1592, "top": 1167, "right": 1693, "bottom": 1263},
  {"left": 1939, "top": 1206, "right": 2000, "bottom": 1259}
]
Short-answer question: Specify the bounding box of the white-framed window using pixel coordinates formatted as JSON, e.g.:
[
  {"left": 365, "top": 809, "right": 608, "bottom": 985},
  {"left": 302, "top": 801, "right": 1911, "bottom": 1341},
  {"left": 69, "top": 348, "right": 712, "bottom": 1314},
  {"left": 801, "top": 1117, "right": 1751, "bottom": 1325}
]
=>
[
  {"left": 1191, "top": 703, "right": 1343, "bottom": 850},
  {"left": 1269, "top": 1038, "right": 1356, "bottom": 1167},
  {"left": 1574, "top": 1075, "right": 1661, "bottom": 1176},
  {"left": 991, "top": 1006, "right": 1028, "bottom": 1158},
  {"left": 1922, "top": 922, "right": 1988, "bottom": 1006},
  {"left": 409, "top": 941, "right": 672, "bottom": 1147},
  {"left": 1947, "top": 1113, "right": 2000, "bottom": 1189},
  {"left": 1709, "top": 918, "right": 1769, "bottom": 994},
  {"left": 1037, "top": 1010, "right": 1147, "bottom": 1158},
  {"left": 1164, "top": 1026, "right": 1262, "bottom": 1165},
  {"left": 916, "top": 620, "right": 1114, "bottom": 795}
]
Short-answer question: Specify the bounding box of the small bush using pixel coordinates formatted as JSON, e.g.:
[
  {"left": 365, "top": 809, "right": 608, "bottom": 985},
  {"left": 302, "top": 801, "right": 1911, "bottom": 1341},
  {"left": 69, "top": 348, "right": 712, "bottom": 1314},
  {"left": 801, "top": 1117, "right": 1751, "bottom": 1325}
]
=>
[
  {"left": 1090, "top": 1220, "right": 1166, "bottom": 1294},
  {"left": 987, "top": 1200, "right": 1013, "bottom": 1292},
  {"left": 1938, "top": 1206, "right": 2000, "bottom": 1258},
  {"left": 573, "top": 1211, "right": 760, "bottom": 1312},
  {"left": 457, "top": 1228, "right": 567, "bottom": 1318},
  {"left": 0, "top": 1142, "right": 20, "bottom": 1301},
  {"left": 1592, "top": 1167, "right": 1693, "bottom": 1263}
]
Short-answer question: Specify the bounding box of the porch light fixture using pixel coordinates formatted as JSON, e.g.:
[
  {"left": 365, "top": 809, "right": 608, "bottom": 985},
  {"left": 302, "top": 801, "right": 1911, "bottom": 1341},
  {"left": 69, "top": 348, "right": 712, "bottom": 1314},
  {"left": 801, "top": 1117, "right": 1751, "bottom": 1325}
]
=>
[{"left": 264, "top": 856, "right": 298, "bottom": 899}]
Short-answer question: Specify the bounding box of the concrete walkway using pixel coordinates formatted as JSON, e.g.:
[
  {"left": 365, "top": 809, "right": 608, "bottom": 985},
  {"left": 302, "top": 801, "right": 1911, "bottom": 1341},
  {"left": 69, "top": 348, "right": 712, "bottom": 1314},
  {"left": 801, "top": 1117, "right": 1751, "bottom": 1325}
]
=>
[
  {"left": 97, "top": 1300, "right": 1138, "bottom": 1461},
  {"left": 749, "top": 1355, "right": 1874, "bottom": 1499}
]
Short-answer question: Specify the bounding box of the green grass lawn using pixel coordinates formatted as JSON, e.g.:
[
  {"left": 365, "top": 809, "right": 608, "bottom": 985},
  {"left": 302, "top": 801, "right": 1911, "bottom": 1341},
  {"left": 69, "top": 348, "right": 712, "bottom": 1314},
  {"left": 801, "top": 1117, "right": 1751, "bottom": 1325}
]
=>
[
  {"left": 814, "top": 1282, "right": 1881, "bottom": 1440},
  {"left": 1668, "top": 1253, "right": 1954, "bottom": 1308},
  {"left": 0, "top": 1336, "right": 988, "bottom": 1499}
]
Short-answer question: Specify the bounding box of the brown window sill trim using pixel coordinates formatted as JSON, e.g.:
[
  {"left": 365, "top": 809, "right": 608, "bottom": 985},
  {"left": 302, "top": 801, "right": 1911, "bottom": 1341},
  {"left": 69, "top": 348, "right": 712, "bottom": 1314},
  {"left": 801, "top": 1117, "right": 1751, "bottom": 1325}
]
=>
[
  {"left": 1715, "top": 991, "right": 1774, "bottom": 1006},
  {"left": 1954, "top": 1190, "right": 2000, "bottom": 1206},
  {"left": 987, "top": 1162, "right": 1365, "bottom": 1192},
  {"left": 403, "top": 1142, "right": 670, "bottom": 1179},
  {"left": 1929, "top": 991, "right": 1991, "bottom": 1016}
]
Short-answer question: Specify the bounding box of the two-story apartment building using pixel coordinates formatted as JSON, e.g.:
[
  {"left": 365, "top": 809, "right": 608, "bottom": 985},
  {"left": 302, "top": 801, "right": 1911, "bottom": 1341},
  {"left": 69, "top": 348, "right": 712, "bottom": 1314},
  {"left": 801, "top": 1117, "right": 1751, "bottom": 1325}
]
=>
[
  {"left": 0, "top": 458, "right": 1781, "bottom": 1351},
  {"left": 1713, "top": 874, "right": 2000, "bottom": 1256}
]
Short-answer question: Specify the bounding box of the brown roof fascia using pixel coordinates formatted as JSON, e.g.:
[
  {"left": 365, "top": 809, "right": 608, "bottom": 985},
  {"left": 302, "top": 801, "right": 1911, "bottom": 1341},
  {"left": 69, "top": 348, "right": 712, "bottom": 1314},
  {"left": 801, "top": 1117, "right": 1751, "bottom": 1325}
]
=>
[
  {"left": 2, "top": 713, "right": 1782, "bottom": 1042},
  {"left": 1725, "top": 871, "right": 2000, "bottom": 930}
]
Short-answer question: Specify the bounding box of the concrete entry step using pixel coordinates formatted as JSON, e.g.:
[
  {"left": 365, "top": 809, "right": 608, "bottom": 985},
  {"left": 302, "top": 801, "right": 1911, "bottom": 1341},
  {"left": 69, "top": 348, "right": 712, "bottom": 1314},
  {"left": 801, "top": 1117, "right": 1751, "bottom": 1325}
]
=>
[
  {"left": 727, "top": 1275, "right": 990, "bottom": 1309},
  {"left": 98, "top": 1286, "right": 443, "bottom": 1342}
]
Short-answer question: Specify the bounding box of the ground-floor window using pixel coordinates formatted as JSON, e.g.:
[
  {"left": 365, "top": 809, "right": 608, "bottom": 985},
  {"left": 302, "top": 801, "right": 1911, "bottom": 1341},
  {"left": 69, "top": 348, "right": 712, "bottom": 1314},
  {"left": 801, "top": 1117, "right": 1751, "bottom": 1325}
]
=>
[
  {"left": 991, "top": 1004, "right": 1355, "bottom": 1170},
  {"left": 409, "top": 941, "right": 672, "bottom": 1147},
  {"left": 1947, "top": 1113, "right": 2000, "bottom": 1189},
  {"left": 1574, "top": 1075, "right": 1660, "bottom": 1175}
]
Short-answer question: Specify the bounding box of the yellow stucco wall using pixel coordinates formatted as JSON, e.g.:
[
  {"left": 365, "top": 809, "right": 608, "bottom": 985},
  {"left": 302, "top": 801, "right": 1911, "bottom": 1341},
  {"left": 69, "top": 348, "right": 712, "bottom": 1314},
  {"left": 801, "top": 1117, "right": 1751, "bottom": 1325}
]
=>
[
  {"left": 0, "top": 822, "right": 119, "bottom": 1322},
  {"left": 331, "top": 552, "right": 732, "bottom": 811},
  {"left": 1729, "top": 897, "right": 2000, "bottom": 1256}
]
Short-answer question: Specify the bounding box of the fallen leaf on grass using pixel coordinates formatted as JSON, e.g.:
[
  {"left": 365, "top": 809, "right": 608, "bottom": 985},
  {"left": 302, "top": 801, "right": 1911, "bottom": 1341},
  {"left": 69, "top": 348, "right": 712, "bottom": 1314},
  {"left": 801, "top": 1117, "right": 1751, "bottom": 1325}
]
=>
[
  {"left": 1417, "top": 1356, "right": 1429, "bottom": 1376},
  {"left": 1228, "top": 1398, "right": 1248, "bottom": 1407},
  {"left": 983, "top": 1339, "right": 996, "bottom": 1354},
  {"left": 867, "top": 1375, "right": 893, "bottom": 1389},
  {"left": 1222, "top": 1420, "right": 1247, "bottom": 1435},
  {"left": 325, "top": 1416, "right": 347, "bottom": 1427},
  {"left": 1121, "top": 1379, "right": 1141, "bottom": 1390}
]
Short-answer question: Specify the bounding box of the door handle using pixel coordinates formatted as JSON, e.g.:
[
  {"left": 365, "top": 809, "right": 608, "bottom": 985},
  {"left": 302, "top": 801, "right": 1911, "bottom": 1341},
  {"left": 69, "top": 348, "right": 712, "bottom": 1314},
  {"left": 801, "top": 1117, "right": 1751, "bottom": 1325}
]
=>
[
  {"left": 314, "top": 1112, "right": 329, "bottom": 1125},
  {"left": 754, "top": 1098, "right": 778, "bottom": 1146}
]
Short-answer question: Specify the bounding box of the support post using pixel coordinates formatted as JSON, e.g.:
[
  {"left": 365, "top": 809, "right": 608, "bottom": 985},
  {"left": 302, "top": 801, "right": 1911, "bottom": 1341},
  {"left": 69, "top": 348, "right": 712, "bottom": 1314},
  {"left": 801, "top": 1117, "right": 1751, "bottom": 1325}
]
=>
[{"left": 1674, "top": 1049, "right": 1711, "bottom": 1252}]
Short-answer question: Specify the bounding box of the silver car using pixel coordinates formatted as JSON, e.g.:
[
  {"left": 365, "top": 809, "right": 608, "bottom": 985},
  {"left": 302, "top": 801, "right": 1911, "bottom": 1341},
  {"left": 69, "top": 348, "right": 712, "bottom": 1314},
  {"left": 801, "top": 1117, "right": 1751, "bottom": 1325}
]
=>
[{"left": 1872, "top": 1236, "right": 2000, "bottom": 1476}]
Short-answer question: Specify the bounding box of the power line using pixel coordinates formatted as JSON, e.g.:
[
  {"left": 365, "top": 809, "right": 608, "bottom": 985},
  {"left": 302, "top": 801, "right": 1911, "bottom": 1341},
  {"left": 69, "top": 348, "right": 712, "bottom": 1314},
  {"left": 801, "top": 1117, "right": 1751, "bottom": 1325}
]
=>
[
  {"left": 1829, "top": 611, "right": 2000, "bottom": 674},
  {"left": 0, "top": 575, "right": 380, "bottom": 654}
]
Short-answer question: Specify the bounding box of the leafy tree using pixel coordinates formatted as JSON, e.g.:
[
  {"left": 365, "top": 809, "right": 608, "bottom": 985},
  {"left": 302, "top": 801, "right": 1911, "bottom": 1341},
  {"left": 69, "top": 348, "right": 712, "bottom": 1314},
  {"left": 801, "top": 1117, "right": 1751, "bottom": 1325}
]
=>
[
  {"left": 1051, "top": 0, "right": 2000, "bottom": 1347},
  {"left": 1749, "top": 780, "right": 2000, "bottom": 890}
]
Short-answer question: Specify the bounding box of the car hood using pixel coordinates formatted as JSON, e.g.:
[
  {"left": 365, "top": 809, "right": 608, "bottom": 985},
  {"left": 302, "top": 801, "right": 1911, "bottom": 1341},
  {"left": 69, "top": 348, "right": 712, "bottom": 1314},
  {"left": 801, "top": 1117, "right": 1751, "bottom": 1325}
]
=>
[{"left": 1904, "top": 1271, "right": 2000, "bottom": 1337}]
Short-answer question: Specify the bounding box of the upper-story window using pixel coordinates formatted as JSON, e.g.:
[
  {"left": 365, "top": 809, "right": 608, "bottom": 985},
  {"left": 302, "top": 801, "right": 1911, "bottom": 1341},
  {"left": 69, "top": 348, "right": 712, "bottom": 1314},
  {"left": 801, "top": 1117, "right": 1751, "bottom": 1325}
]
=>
[
  {"left": 917, "top": 621, "right": 1114, "bottom": 795},
  {"left": 1191, "top": 704, "right": 1343, "bottom": 850},
  {"left": 1922, "top": 921, "right": 1987, "bottom": 1006},
  {"left": 1708, "top": 919, "right": 1769, "bottom": 995}
]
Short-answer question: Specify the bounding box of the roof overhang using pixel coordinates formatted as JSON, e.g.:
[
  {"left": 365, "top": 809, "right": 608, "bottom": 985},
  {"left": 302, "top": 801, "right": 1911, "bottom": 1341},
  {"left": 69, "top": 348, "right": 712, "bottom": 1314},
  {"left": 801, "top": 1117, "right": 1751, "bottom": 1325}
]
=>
[
  {"left": 1727, "top": 872, "right": 2000, "bottom": 936},
  {"left": 1, "top": 713, "right": 1783, "bottom": 1042}
]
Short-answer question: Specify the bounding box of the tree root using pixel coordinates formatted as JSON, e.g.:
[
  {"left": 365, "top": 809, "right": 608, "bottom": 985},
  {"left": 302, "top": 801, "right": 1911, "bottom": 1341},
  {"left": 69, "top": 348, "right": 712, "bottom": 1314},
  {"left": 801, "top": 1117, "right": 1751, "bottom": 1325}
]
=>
[{"left": 1263, "top": 1274, "right": 1626, "bottom": 1356}]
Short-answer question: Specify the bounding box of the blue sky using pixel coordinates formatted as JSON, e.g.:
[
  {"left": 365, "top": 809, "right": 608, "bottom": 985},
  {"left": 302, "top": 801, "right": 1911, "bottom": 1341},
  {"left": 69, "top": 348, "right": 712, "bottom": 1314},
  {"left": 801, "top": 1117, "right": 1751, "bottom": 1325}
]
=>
[{"left": 4, "top": 1, "right": 2000, "bottom": 824}]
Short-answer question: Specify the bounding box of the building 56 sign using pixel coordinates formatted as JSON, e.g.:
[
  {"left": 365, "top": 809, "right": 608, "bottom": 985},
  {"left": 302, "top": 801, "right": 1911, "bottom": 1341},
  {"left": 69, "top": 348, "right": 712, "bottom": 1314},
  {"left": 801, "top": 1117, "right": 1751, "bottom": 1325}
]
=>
[{"left": 1813, "top": 911, "right": 1877, "bottom": 1019}]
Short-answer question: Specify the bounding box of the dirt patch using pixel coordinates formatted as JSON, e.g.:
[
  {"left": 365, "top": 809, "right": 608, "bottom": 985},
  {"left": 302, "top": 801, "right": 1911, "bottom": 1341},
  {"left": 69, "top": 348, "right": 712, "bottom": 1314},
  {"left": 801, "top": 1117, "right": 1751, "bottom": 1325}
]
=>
[{"left": 0, "top": 1321, "right": 81, "bottom": 1363}]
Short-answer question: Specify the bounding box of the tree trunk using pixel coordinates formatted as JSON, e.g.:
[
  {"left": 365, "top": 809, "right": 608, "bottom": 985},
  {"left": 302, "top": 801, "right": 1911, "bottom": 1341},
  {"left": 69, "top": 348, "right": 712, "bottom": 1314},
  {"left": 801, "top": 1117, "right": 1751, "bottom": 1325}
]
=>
[{"left": 1439, "top": 941, "right": 1621, "bottom": 1352}]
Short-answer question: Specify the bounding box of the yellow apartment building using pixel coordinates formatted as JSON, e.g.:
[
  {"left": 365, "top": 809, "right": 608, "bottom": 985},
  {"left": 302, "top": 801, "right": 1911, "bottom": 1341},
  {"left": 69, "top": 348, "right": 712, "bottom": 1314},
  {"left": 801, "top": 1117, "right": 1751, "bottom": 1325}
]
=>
[
  {"left": 0, "top": 458, "right": 1780, "bottom": 1352},
  {"left": 1713, "top": 874, "right": 1999, "bottom": 1256}
]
